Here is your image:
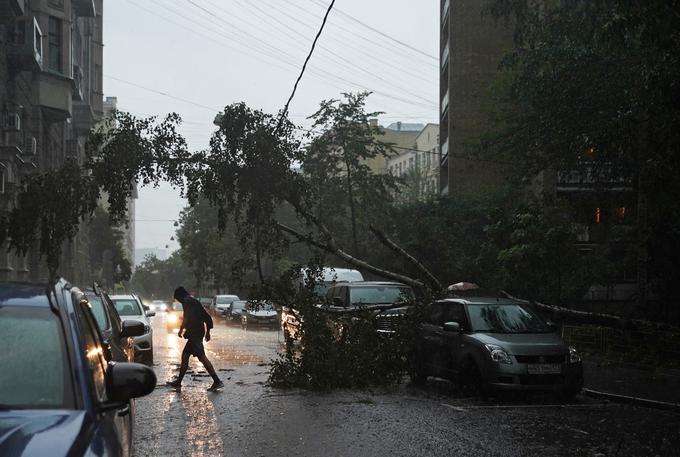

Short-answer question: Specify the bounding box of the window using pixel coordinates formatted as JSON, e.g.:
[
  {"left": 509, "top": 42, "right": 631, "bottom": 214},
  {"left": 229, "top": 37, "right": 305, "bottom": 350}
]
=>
[
  {"left": 111, "top": 298, "right": 142, "bottom": 316},
  {"left": 87, "top": 295, "right": 110, "bottom": 331},
  {"left": 444, "top": 304, "right": 466, "bottom": 329},
  {"left": 48, "top": 16, "right": 62, "bottom": 72},
  {"left": 0, "top": 306, "right": 74, "bottom": 409}
]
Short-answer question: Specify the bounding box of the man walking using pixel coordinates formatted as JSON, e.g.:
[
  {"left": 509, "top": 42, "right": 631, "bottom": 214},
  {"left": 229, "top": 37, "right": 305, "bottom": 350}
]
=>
[{"left": 166, "top": 286, "right": 224, "bottom": 391}]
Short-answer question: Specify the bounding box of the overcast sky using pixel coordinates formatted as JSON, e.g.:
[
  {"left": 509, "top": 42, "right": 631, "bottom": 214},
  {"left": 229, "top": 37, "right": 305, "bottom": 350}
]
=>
[{"left": 103, "top": 0, "right": 439, "bottom": 254}]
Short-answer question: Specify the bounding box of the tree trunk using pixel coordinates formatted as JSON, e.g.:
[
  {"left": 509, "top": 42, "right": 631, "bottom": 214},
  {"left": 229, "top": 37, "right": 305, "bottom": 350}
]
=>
[
  {"left": 368, "top": 225, "right": 443, "bottom": 291},
  {"left": 344, "top": 153, "right": 359, "bottom": 254},
  {"left": 278, "top": 222, "right": 425, "bottom": 290}
]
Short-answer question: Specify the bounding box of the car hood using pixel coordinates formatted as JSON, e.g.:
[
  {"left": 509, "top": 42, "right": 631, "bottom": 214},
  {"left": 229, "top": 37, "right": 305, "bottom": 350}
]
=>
[
  {"left": 470, "top": 332, "right": 567, "bottom": 355},
  {"left": 0, "top": 410, "right": 88, "bottom": 457}
]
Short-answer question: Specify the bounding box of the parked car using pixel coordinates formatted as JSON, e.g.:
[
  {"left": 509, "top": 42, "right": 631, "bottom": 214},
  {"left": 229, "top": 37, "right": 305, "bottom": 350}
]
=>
[
  {"left": 85, "top": 288, "right": 141, "bottom": 363},
  {"left": 198, "top": 296, "right": 213, "bottom": 311},
  {"left": 213, "top": 294, "right": 240, "bottom": 317},
  {"left": 282, "top": 281, "right": 414, "bottom": 343},
  {"left": 411, "top": 297, "right": 584, "bottom": 399},
  {"left": 227, "top": 300, "right": 247, "bottom": 323},
  {"left": 241, "top": 301, "right": 279, "bottom": 329},
  {"left": 150, "top": 299, "right": 169, "bottom": 312},
  {"left": 166, "top": 301, "right": 184, "bottom": 333},
  {"left": 109, "top": 294, "right": 155, "bottom": 366},
  {"left": 0, "top": 280, "right": 156, "bottom": 457}
]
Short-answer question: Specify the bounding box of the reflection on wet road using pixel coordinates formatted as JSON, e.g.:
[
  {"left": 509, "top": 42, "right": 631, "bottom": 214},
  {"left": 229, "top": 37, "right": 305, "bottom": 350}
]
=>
[{"left": 132, "top": 313, "right": 680, "bottom": 457}]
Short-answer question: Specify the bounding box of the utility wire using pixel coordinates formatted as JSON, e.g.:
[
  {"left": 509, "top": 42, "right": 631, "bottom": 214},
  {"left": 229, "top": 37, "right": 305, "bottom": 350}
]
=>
[
  {"left": 309, "top": 0, "right": 438, "bottom": 62},
  {"left": 278, "top": 0, "right": 336, "bottom": 129}
]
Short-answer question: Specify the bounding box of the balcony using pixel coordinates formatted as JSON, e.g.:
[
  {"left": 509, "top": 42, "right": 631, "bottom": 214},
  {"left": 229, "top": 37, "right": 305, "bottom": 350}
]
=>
[
  {"left": 37, "top": 72, "right": 73, "bottom": 121},
  {"left": 441, "top": 42, "right": 449, "bottom": 70},
  {"left": 557, "top": 163, "right": 632, "bottom": 192},
  {"left": 441, "top": 88, "right": 449, "bottom": 116},
  {"left": 74, "top": 0, "right": 96, "bottom": 17},
  {"left": 7, "top": 16, "right": 42, "bottom": 72}
]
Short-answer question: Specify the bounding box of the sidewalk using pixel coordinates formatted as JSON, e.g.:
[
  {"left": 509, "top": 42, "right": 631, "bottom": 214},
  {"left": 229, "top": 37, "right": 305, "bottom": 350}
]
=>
[{"left": 583, "top": 357, "right": 680, "bottom": 405}]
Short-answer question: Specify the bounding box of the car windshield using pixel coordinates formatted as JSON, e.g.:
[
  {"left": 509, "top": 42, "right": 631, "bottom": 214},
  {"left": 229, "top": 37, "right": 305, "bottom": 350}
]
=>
[
  {"left": 232, "top": 301, "right": 246, "bottom": 311},
  {"left": 0, "top": 306, "right": 73, "bottom": 409},
  {"left": 467, "top": 304, "right": 549, "bottom": 333},
  {"left": 350, "top": 286, "right": 414, "bottom": 305},
  {"left": 247, "top": 302, "right": 275, "bottom": 312},
  {"left": 112, "top": 298, "right": 142, "bottom": 316},
  {"left": 87, "top": 295, "right": 109, "bottom": 330},
  {"left": 216, "top": 296, "right": 238, "bottom": 304}
]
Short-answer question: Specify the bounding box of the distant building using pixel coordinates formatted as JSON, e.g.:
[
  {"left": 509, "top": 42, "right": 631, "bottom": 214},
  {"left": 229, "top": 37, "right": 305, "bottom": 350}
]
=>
[
  {"left": 0, "top": 0, "right": 104, "bottom": 282},
  {"left": 364, "top": 119, "right": 423, "bottom": 175},
  {"left": 386, "top": 123, "right": 439, "bottom": 201},
  {"left": 135, "top": 248, "right": 168, "bottom": 267}
]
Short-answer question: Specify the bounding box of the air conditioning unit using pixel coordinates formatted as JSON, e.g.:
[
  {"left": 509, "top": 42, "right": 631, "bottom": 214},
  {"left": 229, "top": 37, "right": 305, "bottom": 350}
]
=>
[
  {"left": 3, "top": 113, "right": 21, "bottom": 132},
  {"left": 24, "top": 136, "right": 37, "bottom": 156}
]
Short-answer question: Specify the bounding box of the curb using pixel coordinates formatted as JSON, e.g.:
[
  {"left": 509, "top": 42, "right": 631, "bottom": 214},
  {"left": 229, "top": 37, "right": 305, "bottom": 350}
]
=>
[{"left": 583, "top": 388, "right": 680, "bottom": 412}]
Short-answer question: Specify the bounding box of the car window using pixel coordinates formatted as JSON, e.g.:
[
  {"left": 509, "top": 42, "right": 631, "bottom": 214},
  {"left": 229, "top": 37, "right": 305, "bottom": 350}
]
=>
[
  {"left": 444, "top": 303, "right": 466, "bottom": 328},
  {"left": 86, "top": 295, "right": 110, "bottom": 331},
  {"left": 232, "top": 301, "right": 246, "bottom": 311},
  {"left": 428, "top": 303, "right": 447, "bottom": 326},
  {"left": 216, "top": 296, "right": 239, "bottom": 305},
  {"left": 467, "top": 304, "right": 549, "bottom": 333},
  {"left": 0, "top": 306, "right": 74, "bottom": 409},
  {"left": 75, "top": 297, "right": 107, "bottom": 400},
  {"left": 349, "top": 286, "right": 412, "bottom": 305},
  {"left": 112, "top": 298, "right": 142, "bottom": 316}
]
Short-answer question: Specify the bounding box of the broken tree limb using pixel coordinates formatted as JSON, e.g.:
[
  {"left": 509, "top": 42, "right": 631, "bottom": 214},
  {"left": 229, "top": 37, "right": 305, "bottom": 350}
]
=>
[
  {"left": 500, "top": 290, "right": 680, "bottom": 333},
  {"left": 277, "top": 222, "right": 426, "bottom": 290},
  {"left": 369, "top": 225, "right": 443, "bottom": 291}
]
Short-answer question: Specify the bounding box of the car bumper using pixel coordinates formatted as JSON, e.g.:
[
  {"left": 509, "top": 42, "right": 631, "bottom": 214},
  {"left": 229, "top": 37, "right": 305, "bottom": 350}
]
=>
[
  {"left": 244, "top": 317, "right": 279, "bottom": 326},
  {"left": 483, "top": 361, "right": 584, "bottom": 392},
  {"left": 133, "top": 332, "right": 153, "bottom": 358}
]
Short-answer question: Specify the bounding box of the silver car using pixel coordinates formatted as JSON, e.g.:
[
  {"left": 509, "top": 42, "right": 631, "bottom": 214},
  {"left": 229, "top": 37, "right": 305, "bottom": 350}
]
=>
[
  {"left": 109, "top": 294, "right": 155, "bottom": 366},
  {"left": 412, "top": 298, "right": 583, "bottom": 399}
]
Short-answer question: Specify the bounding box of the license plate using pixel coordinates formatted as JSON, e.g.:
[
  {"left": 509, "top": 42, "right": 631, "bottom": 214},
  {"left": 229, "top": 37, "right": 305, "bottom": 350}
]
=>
[{"left": 527, "top": 363, "right": 561, "bottom": 374}]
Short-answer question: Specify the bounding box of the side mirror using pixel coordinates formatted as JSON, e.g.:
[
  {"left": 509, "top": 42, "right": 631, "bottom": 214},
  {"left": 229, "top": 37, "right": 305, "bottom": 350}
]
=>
[
  {"left": 105, "top": 362, "right": 156, "bottom": 404},
  {"left": 443, "top": 321, "right": 461, "bottom": 333},
  {"left": 145, "top": 310, "right": 156, "bottom": 317},
  {"left": 120, "top": 320, "right": 145, "bottom": 337},
  {"left": 142, "top": 304, "right": 150, "bottom": 311}
]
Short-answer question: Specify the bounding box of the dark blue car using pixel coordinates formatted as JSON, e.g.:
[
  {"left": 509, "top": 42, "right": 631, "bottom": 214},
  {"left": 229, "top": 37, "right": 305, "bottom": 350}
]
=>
[{"left": 0, "top": 280, "right": 157, "bottom": 457}]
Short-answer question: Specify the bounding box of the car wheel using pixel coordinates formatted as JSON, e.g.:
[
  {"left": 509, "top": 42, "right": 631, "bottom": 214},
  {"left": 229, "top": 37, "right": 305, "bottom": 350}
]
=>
[
  {"left": 459, "top": 360, "right": 491, "bottom": 399},
  {"left": 144, "top": 350, "right": 154, "bottom": 367},
  {"left": 556, "top": 387, "right": 581, "bottom": 402}
]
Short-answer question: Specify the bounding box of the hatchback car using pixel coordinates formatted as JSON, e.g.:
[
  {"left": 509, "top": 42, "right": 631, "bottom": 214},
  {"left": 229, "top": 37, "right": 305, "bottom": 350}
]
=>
[
  {"left": 411, "top": 298, "right": 583, "bottom": 399},
  {"left": 109, "top": 294, "right": 155, "bottom": 365},
  {"left": 0, "top": 280, "right": 156, "bottom": 457}
]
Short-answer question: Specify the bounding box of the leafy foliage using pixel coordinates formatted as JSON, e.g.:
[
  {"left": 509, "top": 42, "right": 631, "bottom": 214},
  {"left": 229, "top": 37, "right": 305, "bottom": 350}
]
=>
[
  {"left": 130, "top": 252, "right": 193, "bottom": 300},
  {"left": 88, "top": 206, "right": 132, "bottom": 287}
]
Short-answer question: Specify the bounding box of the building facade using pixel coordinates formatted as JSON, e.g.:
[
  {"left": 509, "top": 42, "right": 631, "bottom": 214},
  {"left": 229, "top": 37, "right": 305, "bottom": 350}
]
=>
[
  {"left": 0, "top": 0, "right": 104, "bottom": 282},
  {"left": 439, "top": 0, "right": 513, "bottom": 195},
  {"left": 386, "top": 123, "right": 439, "bottom": 201}
]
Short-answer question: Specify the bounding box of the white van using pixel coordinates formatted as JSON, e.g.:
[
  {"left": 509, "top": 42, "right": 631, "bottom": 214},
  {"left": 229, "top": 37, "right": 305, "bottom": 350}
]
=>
[{"left": 298, "top": 267, "right": 364, "bottom": 298}]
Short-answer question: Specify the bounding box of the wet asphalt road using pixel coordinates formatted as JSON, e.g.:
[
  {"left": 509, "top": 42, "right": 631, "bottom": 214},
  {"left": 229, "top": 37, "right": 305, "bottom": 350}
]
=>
[{"left": 132, "top": 313, "right": 680, "bottom": 457}]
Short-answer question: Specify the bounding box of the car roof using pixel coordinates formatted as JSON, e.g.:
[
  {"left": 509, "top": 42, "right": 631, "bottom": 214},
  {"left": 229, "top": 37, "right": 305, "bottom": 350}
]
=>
[
  {"left": 0, "top": 282, "right": 51, "bottom": 307},
  {"left": 109, "top": 294, "right": 136, "bottom": 299},
  {"left": 335, "top": 281, "right": 408, "bottom": 287},
  {"left": 439, "top": 297, "right": 521, "bottom": 305}
]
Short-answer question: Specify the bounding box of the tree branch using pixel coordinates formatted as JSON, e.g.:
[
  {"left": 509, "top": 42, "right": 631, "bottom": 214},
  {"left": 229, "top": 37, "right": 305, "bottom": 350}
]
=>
[
  {"left": 369, "top": 225, "right": 443, "bottom": 291},
  {"left": 277, "top": 223, "right": 425, "bottom": 289}
]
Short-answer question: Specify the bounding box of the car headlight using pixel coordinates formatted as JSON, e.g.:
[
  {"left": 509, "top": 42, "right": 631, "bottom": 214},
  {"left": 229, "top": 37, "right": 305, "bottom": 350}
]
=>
[
  {"left": 168, "top": 314, "right": 178, "bottom": 324},
  {"left": 485, "top": 344, "right": 513, "bottom": 364},
  {"left": 569, "top": 346, "right": 581, "bottom": 363}
]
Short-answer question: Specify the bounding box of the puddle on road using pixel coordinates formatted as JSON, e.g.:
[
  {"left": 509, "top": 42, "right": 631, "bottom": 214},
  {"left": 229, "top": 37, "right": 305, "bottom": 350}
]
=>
[{"left": 208, "top": 347, "right": 267, "bottom": 365}]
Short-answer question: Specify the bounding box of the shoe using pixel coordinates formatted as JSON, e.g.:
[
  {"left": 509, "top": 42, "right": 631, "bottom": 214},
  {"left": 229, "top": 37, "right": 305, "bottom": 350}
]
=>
[
  {"left": 207, "top": 380, "right": 224, "bottom": 392},
  {"left": 166, "top": 380, "right": 181, "bottom": 389}
]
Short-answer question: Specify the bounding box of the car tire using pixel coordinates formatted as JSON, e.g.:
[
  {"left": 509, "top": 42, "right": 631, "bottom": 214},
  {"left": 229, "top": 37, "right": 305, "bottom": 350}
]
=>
[
  {"left": 460, "top": 359, "right": 491, "bottom": 399},
  {"left": 144, "top": 350, "right": 154, "bottom": 367},
  {"left": 556, "top": 387, "right": 580, "bottom": 402}
]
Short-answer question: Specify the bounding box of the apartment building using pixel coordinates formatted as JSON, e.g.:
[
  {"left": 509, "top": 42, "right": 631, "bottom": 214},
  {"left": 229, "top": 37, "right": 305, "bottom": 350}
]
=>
[
  {"left": 0, "top": 0, "right": 104, "bottom": 282},
  {"left": 439, "top": 0, "right": 513, "bottom": 195},
  {"left": 386, "top": 123, "right": 439, "bottom": 201}
]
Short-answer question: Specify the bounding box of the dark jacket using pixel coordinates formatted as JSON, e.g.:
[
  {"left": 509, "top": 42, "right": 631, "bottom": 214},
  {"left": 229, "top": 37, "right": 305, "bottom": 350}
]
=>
[{"left": 179, "top": 295, "right": 214, "bottom": 338}]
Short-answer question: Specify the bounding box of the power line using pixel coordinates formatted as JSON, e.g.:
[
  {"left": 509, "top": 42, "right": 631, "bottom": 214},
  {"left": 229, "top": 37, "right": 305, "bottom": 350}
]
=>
[
  {"left": 278, "top": 0, "right": 336, "bottom": 128},
  {"left": 309, "top": 0, "right": 438, "bottom": 62}
]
